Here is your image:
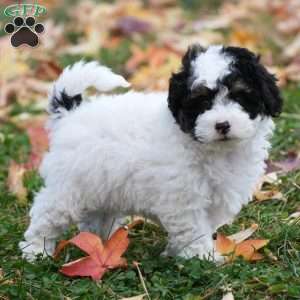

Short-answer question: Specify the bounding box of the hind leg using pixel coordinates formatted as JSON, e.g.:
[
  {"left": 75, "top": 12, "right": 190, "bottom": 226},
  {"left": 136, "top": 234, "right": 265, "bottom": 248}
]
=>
[{"left": 19, "top": 187, "right": 75, "bottom": 261}]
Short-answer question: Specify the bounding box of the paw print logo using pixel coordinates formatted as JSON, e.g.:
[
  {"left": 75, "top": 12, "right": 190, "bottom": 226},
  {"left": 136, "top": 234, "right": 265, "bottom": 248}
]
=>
[{"left": 4, "top": 16, "right": 44, "bottom": 48}]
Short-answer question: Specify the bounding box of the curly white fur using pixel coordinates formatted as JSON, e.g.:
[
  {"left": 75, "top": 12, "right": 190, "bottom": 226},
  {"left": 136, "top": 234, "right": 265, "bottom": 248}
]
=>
[{"left": 20, "top": 61, "right": 274, "bottom": 261}]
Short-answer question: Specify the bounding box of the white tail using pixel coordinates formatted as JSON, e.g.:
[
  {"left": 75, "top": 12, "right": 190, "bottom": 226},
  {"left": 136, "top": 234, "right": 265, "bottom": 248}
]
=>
[{"left": 48, "top": 61, "right": 130, "bottom": 118}]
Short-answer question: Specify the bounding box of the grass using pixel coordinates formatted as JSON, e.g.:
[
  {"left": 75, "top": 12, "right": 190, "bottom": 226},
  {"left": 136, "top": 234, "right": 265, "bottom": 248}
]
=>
[{"left": 0, "top": 87, "right": 299, "bottom": 300}]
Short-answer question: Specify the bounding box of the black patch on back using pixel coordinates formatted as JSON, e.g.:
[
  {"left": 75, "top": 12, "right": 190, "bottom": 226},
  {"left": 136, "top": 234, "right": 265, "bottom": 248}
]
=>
[
  {"left": 51, "top": 91, "right": 82, "bottom": 115},
  {"left": 222, "top": 46, "right": 283, "bottom": 119}
]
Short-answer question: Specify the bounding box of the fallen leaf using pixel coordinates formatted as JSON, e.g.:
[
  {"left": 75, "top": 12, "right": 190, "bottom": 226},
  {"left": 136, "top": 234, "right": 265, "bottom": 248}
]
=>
[
  {"left": 216, "top": 234, "right": 235, "bottom": 255},
  {"left": 228, "top": 223, "right": 258, "bottom": 243},
  {"left": 254, "top": 189, "right": 284, "bottom": 202},
  {"left": 267, "top": 151, "right": 300, "bottom": 174},
  {"left": 13, "top": 118, "right": 49, "bottom": 170},
  {"left": 234, "top": 239, "right": 269, "bottom": 260},
  {"left": 6, "top": 161, "right": 27, "bottom": 205},
  {"left": 25, "top": 125, "right": 49, "bottom": 169},
  {"left": 55, "top": 221, "right": 142, "bottom": 281},
  {"left": 114, "top": 16, "right": 151, "bottom": 35},
  {"left": 257, "top": 172, "right": 279, "bottom": 189},
  {"left": 60, "top": 256, "right": 106, "bottom": 281},
  {"left": 35, "top": 60, "right": 62, "bottom": 81},
  {"left": 216, "top": 225, "right": 269, "bottom": 262},
  {"left": 229, "top": 27, "right": 259, "bottom": 50}
]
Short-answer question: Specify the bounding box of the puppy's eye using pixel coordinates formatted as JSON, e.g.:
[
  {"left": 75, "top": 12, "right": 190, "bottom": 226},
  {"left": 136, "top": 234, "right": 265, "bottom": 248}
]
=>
[
  {"left": 231, "top": 80, "right": 251, "bottom": 94},
  {"left": 190, "top": 85, "right": 211, "bottom": 98}
]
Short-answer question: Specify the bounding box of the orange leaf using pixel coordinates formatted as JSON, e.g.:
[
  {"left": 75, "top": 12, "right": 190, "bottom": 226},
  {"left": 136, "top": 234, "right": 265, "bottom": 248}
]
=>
[
  {"left": 60, "top": 256, "right": 106, "bottom": 281},
  {"left": 215, "top": 234, "right": 235, "bottom": 255},
  {"left": 103, "top": 228, "right": 129, "bottom": 267},
  {"left": 55, "top": 222, "right": 142, "bottom": 281},
  {"left": 234, "top": 239, "right": 269, "bottom": 260},
  {"left": 250, "top": 252, "right": 264, "bottom": 261},
  {"left": 55, "top": 232, "right": 105, "bottom": 263}
]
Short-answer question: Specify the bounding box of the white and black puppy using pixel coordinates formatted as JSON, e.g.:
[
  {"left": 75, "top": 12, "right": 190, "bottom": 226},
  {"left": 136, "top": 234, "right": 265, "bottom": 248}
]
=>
[{"left": 20, "top": 45, "right": 282, "bottom": 261}]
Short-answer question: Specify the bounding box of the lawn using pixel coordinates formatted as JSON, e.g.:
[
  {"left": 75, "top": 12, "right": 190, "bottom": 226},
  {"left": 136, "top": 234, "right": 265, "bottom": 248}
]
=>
[{"left": 1, "top": 1, "right": 300, "bottom": 299}]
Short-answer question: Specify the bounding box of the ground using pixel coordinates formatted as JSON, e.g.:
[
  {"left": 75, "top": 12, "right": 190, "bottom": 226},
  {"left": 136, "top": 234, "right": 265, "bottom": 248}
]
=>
[{"left": 0, "top": 1, "right": 300, "bottom": 299}]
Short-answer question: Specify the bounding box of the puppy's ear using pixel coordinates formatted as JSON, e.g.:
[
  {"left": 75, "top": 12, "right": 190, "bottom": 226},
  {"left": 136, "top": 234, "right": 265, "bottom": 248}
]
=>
[
  {"left": 255, "top": 63, "right": 283, "bottom": 117},
  {"left": 168, "top": 44, "right": 205, "bottom": 121},
  {"left": 225, "top": 46, "right": 283, "bottom": 118},
  {"left": 182, "top": 44, "right": 205, "bottom": 71}
]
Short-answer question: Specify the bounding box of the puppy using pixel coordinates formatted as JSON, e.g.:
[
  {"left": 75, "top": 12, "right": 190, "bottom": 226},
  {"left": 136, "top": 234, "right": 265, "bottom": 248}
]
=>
[{"left": 20, "top": 45, "right": 282, "bottom": 261}]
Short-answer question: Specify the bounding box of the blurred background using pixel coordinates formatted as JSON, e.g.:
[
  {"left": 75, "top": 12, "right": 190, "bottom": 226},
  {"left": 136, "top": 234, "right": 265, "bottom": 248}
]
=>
[{"left": 1, "top": 0, "right": 300, "bottom": 110}]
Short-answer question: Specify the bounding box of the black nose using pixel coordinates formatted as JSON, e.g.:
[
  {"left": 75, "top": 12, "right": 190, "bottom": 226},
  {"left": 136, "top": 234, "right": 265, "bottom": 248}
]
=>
[{"left": 215, "top": 121, "right": 231, "bottom": 135}]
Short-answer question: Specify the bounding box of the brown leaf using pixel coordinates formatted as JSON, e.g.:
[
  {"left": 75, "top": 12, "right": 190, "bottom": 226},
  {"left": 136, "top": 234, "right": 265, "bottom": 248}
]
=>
[
  {"left": 6, "top": 161, "right": 27, "bottom": 205},
  {"left": 254, "top": 189, "right": 284, "bottom": 202},
  {"left": 35, "top": 60, "right": 62, "bottom": 81}
]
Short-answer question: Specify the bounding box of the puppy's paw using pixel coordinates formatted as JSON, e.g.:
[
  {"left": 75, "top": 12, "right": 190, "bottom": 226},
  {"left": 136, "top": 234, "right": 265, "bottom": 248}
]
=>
[
  {"left": 177, "top": 244, "right": 221, "bottom": 262},
  {"left": 19, "top": 240, "right": 55, "bottom": 261}
]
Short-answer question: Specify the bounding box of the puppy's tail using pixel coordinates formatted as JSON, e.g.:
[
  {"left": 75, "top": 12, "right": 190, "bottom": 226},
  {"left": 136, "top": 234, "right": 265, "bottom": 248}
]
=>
[{"left": 48, "top": 61, "right": 130, "bottom": 120}]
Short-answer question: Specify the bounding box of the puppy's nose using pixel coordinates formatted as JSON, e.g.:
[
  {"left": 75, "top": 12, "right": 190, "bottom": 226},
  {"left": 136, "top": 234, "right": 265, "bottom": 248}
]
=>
[{"left": 215, "top": 121, "right": 231, "bottom": 135}]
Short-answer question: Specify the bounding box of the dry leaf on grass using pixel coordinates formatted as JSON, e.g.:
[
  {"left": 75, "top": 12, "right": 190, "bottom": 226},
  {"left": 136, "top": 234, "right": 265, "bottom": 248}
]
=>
[
  {"left": 7, "top": 161, "right": 27, "bottom": 205},
  {"left": 55, "top": 230, "right": 128, "bottom": 281},
  {"left": 254, "top": 189, "right": 284, "bottom": 202},
  {"left": 228, "top": 223, "right": 258, "bottom": 243},
  {"left": 55, "top": 221, "right": 143, "bottom": 281},
  {"left": 253, "top": 172, "right": 284, "bottom": 202},
  {"left": 267, "top": 151, "right": 300, "bottom": 174},
  {"left": 215, "top": 225, "right": 269, "bottom": 262},
  {"left": 25, "top": 125, "right": 49, "bottom": 169}
]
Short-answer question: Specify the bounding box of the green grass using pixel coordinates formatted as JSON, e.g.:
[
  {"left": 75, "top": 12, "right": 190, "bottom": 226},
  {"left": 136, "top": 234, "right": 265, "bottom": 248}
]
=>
[{"left": 0, "top": 88, "right": 300, "bottom": 300}]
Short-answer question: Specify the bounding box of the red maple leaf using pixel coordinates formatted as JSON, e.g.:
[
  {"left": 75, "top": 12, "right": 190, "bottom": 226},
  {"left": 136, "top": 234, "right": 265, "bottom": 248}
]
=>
[{"left": 54, "top": 221, "right": 142, "bottom": 281}]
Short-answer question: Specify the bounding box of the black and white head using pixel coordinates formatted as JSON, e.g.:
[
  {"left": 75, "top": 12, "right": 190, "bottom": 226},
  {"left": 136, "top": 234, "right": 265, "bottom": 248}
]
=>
[{"left": 168, "top": 44, "right": 282, "bottom": 144}]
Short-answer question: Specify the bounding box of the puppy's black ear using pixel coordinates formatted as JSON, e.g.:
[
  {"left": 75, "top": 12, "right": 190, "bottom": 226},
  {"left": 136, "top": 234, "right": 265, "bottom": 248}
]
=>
[
  {"left": 168, "top": 44, "right": 205, "bottom": 122},
  {"left": 182, "top": 44, "right": 205, "bottom": 71},
  {"left": 255, "top": 63, "right": 283, "bottom": 117},
  {"left": 168, "top": 71, "right": 187, "bottom": 121},
  {"left": 224, "top": 46, "right": 283, "bottom": 118}
]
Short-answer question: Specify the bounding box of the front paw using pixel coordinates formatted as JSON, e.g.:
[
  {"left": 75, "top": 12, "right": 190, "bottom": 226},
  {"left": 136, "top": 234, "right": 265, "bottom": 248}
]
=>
[
  {"left": 177, "top": 244, "right": 222, "bottom": 263},
  {"left": 19, "top": 240, "right": 55, "bottom": 261}
]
